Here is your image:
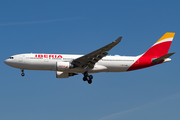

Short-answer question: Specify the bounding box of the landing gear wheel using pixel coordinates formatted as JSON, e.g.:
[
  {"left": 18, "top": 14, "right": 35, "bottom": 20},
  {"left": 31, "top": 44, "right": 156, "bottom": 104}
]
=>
[
  {"left": 89, "top": 75, "right": 93, "bottom": 79},
  {"left": 83, "top": 77, "right": 88, "bottom": 81},
  {"left": 21, "top": 69, "right": 25, "bottom": 76},
  {"left": 21, "top": 73, "right": 25, "bottom": 76},
  {"left": 88, "top": 79, "right": 92, "bottom": 84}
]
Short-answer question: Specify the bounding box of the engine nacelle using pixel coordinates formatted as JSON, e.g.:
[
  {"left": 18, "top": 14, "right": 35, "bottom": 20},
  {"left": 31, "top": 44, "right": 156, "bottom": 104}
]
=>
[
  {"left": 56, "top": 61, "right": 70, "bottom": 70},
  {"left": 56, "top": 71, "right": 78, "bottom": 78}
]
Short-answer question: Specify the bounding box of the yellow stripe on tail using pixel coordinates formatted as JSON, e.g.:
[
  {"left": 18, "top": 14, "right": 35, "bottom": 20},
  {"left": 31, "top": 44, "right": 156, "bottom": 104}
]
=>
[{"left": 155, "top": 32, "right": 175, "bottom": 44}]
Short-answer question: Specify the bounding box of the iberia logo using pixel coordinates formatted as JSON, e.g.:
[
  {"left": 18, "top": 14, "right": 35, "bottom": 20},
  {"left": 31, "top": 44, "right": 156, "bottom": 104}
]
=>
[
  {"left": 35, "top": 54, "right": 63, "bottom": 58},
  {"left": 59, "top": 65, "right": 68, "bottom": 68}
]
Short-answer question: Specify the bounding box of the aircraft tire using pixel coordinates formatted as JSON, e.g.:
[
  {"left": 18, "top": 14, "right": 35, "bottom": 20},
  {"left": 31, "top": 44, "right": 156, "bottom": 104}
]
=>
[
  {"left": 21, "top": 73, "right": 25, "bottom": 76},
  {"left": 89, "top": 75, "right": 93, "bottom": 79},
  {"left": 83, "top": 77, "right": 87, "bottom": 81},
  {"left": 88, "top": 79, "right": 92, "bottom": 84}
]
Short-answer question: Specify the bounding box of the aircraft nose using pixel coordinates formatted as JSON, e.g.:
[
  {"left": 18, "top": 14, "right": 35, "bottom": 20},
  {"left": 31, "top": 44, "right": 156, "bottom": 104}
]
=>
[
  {"left": 4, "top": 59, "right": 12, "bottom": 66},
  {"left": 4, "top": 59, "right": 9, "bottom": 65}
]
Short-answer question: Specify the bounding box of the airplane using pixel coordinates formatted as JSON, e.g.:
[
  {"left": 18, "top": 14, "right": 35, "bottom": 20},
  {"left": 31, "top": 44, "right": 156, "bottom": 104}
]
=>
[{"left": 4, "top": 32, "right": 175, "bottom": 84}]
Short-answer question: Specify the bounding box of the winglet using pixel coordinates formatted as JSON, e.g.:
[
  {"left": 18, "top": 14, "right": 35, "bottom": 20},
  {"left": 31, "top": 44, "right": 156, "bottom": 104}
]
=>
[{"left": 114, "top": 36, "right": 122, "bottom": 43}]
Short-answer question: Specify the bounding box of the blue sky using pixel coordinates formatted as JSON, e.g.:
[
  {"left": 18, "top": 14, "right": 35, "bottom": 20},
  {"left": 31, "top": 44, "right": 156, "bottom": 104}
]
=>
[{"left": 1, "top": 0, "right": 180, "bottom": 120}]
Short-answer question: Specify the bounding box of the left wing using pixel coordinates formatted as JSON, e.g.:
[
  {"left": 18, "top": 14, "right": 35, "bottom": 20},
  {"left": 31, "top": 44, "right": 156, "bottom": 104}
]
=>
[{"left": 72, "top": 36, "right": 122, "bottom": 69}]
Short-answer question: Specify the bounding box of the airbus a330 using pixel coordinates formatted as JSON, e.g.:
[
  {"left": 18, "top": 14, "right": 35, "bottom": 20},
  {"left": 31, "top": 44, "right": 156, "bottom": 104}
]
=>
[{"left": 4, "top": 32, "right": 175, "bottom": 84}]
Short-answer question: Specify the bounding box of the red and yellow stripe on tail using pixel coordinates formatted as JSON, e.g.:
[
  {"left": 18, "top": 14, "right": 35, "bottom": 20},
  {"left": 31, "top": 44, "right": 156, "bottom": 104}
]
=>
[{"left": 127, "top": 32, "right": 175, "bottom": 71}]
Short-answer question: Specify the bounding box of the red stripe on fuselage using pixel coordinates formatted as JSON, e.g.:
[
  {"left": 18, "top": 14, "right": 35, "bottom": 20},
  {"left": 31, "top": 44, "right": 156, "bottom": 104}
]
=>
[{"left": 127, "top": 41, "right": 172, "bottom": 71}]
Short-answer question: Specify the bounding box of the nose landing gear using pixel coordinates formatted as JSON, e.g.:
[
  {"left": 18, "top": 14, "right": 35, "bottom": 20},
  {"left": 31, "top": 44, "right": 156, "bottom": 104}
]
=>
[{"left": 21, "top": 69, "right": 25, "bottom": 76}]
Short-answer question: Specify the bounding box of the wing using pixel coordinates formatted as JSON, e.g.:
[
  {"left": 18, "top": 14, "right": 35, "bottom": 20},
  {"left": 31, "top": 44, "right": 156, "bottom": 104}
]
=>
[{"left": 72, "top": 36, "right": 122, "bottom": 69}]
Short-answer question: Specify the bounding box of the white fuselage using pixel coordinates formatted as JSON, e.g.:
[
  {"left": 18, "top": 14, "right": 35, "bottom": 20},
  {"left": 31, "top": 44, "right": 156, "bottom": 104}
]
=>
[
  {"left": 4, "top": 53, "right": 140, "bottom": 73},
  {"left": 4, "top": 33, "right": 174, "bottom": 84}
]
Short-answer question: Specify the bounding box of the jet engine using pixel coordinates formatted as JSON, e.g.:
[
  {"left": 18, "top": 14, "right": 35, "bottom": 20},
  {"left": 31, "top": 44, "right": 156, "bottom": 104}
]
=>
[{"left": 56, "top": 61, "right": 74, "bottom": 70}]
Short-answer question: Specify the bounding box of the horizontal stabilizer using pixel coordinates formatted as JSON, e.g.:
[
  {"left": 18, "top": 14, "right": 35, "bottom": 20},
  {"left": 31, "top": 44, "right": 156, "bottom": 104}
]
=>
[{"left": 152, "top": 52, "right": 175, "bottom": 63}]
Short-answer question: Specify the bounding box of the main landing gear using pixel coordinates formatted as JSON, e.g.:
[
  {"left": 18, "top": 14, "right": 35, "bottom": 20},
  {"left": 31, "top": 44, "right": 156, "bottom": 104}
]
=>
[
  {"left": 83, "top": 71, "right": 93, "bottom": 84},
  {"left": 21, "top": 69, "right": 25, "bottom": 76}
]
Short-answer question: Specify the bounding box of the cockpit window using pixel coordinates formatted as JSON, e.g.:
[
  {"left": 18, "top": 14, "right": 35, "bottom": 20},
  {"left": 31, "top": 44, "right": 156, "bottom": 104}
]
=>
[{"left": 9, "top": 57, "right": 14, "bottom": 59}]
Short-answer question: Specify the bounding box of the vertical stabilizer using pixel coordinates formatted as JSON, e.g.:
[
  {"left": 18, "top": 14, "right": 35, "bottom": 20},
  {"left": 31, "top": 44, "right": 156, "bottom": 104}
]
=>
[
  {"left": 127, "top": 32, "right": 175, "bottom": 71},
  {"left": 143, "top": 32, "right": 175, "bottom": 58}
]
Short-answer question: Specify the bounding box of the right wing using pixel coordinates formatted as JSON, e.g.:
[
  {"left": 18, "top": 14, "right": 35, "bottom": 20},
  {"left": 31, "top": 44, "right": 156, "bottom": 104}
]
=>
[{"left": 72, "top": 36, "right": 122, "bottom": 69}]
